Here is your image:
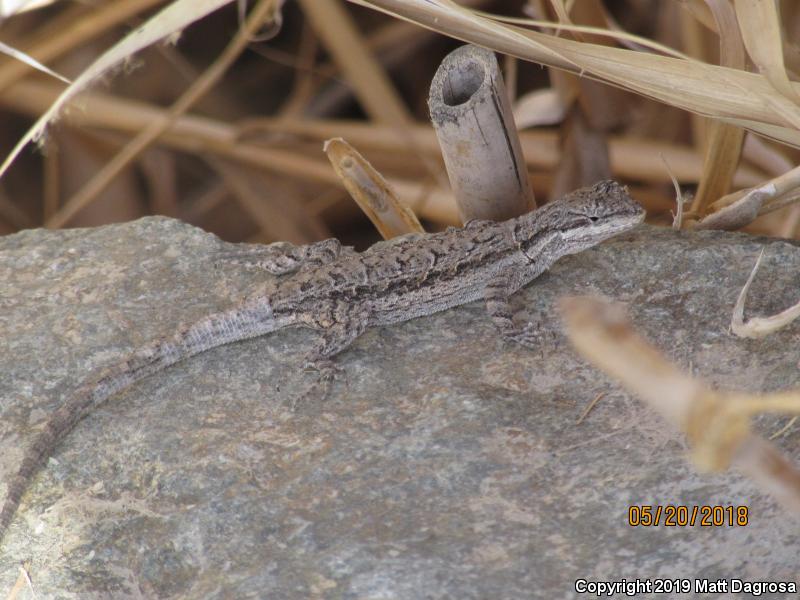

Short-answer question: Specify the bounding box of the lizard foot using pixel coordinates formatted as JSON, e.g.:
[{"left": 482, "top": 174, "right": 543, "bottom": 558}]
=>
[
  {"left": 504, "top": 321, "right": 559, "bottom": 352},
  {"left": 506, "top": 322, "right": 544, "bottom": 349},
  {"left": 291, "top": 359, "right": 344, "bottom": 410}
]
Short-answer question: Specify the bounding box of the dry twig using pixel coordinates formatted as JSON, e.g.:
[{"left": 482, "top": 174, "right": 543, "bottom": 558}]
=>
[
  {"left": 324, "top": 137, "right": 424, "bottom": 239},
  {"left": 560, "top": 295, "right": 800, "bottom": 514}
]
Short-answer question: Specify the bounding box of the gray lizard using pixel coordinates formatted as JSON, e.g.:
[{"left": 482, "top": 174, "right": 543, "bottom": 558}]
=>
[{"left": 0, "top": 179, "right": 644, "bottom": 544}]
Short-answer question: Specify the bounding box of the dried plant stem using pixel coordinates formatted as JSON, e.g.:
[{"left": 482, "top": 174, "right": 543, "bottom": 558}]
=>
[
  {"left": 689, "top": 0, "right": 745, "bottom": 217},
  {"left": 770, "top": 416, "right": 798, "bottom": 440},
  {"left": 0, "top": 84, "right": 449, "bottom": 226},
  {"left": 324, "top": 138, "right": 424, "bottom": 239},
  {"left": 296, "top": 0, "right": 447, "bottom": 193},
  {"left": 1, "top": 79, "right": 766, "bottom": 190},
  {"left": 275, "top": 22, "right": 319, "bottom": 117},
  {"left": 349, "top": 0, "right": 800, "bottom": 147},
  {"left": 0, "top": 0, "right": 165, "bottom": 91},
  {"left": 576, "top": 392, "right": 605, "bottom": 425},
  {"left": 265, "top": 0, "right": 489, "bottom": 119},
  {"left": 560, "top": 296, "right": 800, "bottom": 514},
  {"left": 429, "top": 44, "right": 534, "bottom": 221},
  {"left": 240, "top": 117, "right": 765, "bottom": 187},
  {"left": 6, "top": 563, "right": 31, "bottom": 600},
  {"left": 660, "top": 155, "right": 684, "bottom": 229},
  {"left": 297, "top": 0, "right": 412, "bottom": 126},
  {"left": 45, "top": 0, "right": 283, "bottom": 228}
]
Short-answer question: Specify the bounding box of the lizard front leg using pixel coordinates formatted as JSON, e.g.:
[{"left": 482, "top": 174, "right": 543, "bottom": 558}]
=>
[
  {"left": 484, "top": 271, "right": 547, "bottom": 349},
  {"left": 216, "top": 238, "right": 355, "bottom": 275}
]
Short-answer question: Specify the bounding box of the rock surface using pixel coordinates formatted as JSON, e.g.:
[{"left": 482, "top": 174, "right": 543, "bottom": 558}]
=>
[{"left": 0, "top": 217, "right": 799, "bottom": 599}]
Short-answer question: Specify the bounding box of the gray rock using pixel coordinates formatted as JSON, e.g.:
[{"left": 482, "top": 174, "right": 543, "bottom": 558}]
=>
[{"left": 0, "top": 217, "right": 798, "bottom": 599}]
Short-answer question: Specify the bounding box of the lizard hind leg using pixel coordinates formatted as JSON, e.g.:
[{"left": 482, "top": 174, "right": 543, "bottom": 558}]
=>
[{"left": 294, "top": 313, "right": 368, "bottom": 409}]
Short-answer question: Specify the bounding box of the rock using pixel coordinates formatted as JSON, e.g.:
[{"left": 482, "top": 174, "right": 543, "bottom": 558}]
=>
[{"left": 0, "top": 217, "right": 798, "bottom": 598}]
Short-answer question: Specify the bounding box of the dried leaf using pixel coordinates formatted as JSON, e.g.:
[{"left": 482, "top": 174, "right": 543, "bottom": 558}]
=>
[
  {"left": 734, "top": 0, "right": 800, "bottom": 106},
  {"left": 731, "top": 250, "right": 800, "bottom": 338},
  {"left": 696, "top": 184, "right": 773, "bottom": 229}
]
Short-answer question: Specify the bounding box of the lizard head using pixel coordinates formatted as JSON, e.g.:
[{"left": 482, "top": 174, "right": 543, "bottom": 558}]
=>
[{"left": 541, "top": 180, "right": 645, "bottom": 254}]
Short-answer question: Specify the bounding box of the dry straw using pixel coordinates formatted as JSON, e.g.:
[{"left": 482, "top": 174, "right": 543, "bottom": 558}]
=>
[
  {"left": 348, "top": 0, "right": 800, "bottom": 146},
  {"left": 348, "top": 0, "right": 800, "bottom": 230}
]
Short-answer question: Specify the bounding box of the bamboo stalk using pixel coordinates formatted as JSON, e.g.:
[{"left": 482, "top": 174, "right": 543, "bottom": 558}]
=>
[{"left": 428, "top": 44, "right": 535, "bottom": 222}]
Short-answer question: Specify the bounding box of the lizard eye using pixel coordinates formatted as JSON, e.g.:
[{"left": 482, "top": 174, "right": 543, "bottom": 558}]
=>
[{"left": 589, "top": 215, "right": 599, "bottom": 222}]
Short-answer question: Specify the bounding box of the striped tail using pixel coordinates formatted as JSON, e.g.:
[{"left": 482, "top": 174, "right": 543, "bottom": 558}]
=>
[{"left": 1, "top": 297, "right": 279, "bottom": 544}]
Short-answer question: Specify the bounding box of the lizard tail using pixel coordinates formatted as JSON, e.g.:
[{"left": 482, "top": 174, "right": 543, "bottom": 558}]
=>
[
  {"left": 0, "top": 298, "right": 279, "bottom": 545},
  {"left": 0, "top": 423, "right": 59, "bottom": 542}
]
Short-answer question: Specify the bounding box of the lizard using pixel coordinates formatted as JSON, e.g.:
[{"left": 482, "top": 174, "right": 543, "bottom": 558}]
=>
[{"left": 0, "top": 179, "right": 644, "bottom": 545}]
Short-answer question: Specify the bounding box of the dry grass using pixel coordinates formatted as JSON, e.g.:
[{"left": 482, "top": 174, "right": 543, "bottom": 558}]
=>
[{"left": 0, "top": 0, "right": 797, "bottom": 240}]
